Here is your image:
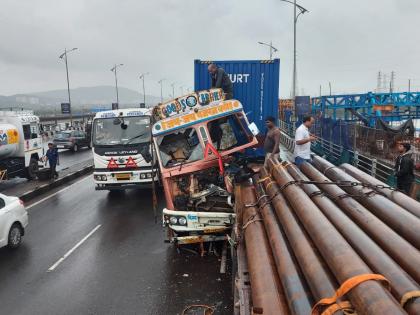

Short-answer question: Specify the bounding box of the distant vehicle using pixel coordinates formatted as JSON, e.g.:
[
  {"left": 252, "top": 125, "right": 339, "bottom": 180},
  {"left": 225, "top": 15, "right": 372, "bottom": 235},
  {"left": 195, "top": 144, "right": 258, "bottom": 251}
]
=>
[
  {"left": 0, "top": 110, "right": 43, "bottom": 180},
  {"left": 53, "top": 130, "right": 90, "bottom": 152},
  {"left": 0, "top": 193, "right": 28, "bottom": 249},
  {"left": 91, "top": 108, "right": 157, "bottom": 190}
]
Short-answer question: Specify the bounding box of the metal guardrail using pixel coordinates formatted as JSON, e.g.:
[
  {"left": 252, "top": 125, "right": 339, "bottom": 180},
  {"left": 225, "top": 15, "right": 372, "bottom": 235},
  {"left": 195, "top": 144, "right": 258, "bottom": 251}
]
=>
[{"left": 278, "top": 121, "right": 399, "bottom": 186}]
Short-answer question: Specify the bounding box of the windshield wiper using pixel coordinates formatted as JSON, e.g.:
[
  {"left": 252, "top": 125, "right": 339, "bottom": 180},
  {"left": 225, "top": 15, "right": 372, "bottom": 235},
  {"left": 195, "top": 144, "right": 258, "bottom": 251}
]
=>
[{"left": 124, "top": 132, "right": 150, "bottom": 144}]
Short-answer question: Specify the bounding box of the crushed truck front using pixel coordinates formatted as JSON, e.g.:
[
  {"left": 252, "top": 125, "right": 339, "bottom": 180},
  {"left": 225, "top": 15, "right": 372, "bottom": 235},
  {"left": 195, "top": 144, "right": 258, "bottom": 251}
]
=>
[{"left": 152, "top": 89, "right": 259, "bottom": 244}]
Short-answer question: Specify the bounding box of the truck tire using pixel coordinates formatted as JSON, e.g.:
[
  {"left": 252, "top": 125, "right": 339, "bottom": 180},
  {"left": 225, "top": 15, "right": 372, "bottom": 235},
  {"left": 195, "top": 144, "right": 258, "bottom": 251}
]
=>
[
  {"left": 7, "top": 223, "right": 23, "bottom": 249},
  {"left": 72, "top": 144, "right": 78, "bottom": 152},
  {"left": 26, "top": 158, "right": 39, "bottom": 180}
]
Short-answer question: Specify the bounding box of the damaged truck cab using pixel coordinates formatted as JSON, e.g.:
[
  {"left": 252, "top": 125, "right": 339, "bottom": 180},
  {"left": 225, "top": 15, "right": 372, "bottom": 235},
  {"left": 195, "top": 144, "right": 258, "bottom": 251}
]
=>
[{"left": 152, "top": 89, "right": 258, "bottom": 245}]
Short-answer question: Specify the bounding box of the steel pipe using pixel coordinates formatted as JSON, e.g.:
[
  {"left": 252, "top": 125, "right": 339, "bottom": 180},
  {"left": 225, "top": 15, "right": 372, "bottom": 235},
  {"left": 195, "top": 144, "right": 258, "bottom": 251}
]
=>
[
  {"left": 300, "top": 161, "right": 420, "bottom": 285},
  {"left": 312, "top": 156, "right": 420, "bottom": 249},
  {"left": 259, "top": 168, "right": 344, "bottom": 309},
  {"left": 340, "top": 163, "right": 420, "bottom": 218},
  {"left": 240, "top": 185, "right": 289, "bottom": 314},
  {"left": 266, "top": 158, "right": 404, "bottom": 314},
  {"left": 253, "top": 175, "right": 313, "bottom": 315},
  {"left": 287, "top": 163, "right": 420, "bottom": 314}
]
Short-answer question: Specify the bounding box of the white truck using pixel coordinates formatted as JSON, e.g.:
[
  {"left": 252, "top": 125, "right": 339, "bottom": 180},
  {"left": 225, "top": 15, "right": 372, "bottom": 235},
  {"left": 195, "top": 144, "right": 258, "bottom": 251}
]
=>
[
  {"left": 0, "top": 110, "right": 43, "bottom": 180},
  {"left": 91, "top": 108, "right": 157, "bottom": 190}
]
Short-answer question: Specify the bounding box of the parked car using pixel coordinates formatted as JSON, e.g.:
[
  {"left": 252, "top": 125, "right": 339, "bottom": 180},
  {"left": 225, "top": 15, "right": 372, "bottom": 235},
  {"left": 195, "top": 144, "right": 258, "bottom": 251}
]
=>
[
  {"left": 53, "top": 130, "right": 90, "bottom": 152},
  {"left": 0, "top": 193, "right": 28, "bottom": 249}
]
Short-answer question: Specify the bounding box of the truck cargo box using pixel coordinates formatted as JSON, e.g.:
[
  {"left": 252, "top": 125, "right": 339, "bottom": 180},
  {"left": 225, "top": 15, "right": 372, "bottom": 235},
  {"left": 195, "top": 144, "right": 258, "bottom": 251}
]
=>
[{"left": 194, "top": 59, "right": 280, "bottom": 137}]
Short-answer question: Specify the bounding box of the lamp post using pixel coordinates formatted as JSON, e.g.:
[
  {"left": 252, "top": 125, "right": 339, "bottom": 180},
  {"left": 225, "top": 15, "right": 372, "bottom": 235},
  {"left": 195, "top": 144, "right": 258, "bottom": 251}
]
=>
[
  {"left": 139, "top": 72, "right": 149, "bottom": 106},
  {"left": 258, "top": 41, "right": 278, "bottom": 60},
  {"left": 59, "top": 47, "right": 78, "bottom": 126},
  {"left": 110, "top": 64, "right": 123, "bottom": 105},
  {"left": 279, "top": 0, "right": 308, "bottom": 100},
  {"left": 158, "top": 79, "right": 165, "bottom": 103},
  {"left": 179, "top": 85, "right": 184, "bottom": 95}
]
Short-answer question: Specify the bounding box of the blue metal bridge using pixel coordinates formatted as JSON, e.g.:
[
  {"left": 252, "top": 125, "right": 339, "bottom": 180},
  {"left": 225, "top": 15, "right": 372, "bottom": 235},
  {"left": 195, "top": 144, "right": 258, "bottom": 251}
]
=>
[{"left": 312, "top": 91, "right": 420, "bottom": 124}]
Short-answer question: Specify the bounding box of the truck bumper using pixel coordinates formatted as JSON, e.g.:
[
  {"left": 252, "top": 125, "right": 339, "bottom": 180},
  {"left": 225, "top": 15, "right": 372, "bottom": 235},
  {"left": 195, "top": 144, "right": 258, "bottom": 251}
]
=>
[
  {"left": 162, "top": 208, "right": 235, "bottom": 244},
  {"left": 94, "top": 169, "right": 158, "bottom": 190}
]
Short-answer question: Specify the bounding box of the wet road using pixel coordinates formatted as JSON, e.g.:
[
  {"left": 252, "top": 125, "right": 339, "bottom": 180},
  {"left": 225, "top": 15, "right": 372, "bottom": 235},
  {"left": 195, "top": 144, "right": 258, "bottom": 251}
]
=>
[
  {"left": 0, "top": 147, "right": 92, "bottom": 192},
  {"left": 0, "top": 176, "right": 232, "bottom": 315}
]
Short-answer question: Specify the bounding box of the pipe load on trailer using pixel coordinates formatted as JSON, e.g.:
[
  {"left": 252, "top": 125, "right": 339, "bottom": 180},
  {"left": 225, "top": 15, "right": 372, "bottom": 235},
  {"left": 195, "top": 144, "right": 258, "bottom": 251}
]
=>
[{"left": 232, "top": 155, "right": 420, "bottom": 315}]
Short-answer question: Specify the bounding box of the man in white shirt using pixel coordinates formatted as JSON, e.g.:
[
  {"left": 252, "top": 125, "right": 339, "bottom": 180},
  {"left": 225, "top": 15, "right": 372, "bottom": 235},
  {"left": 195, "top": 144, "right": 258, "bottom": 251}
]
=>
[{"left": 294, "top": 115, "right": 316, "bottom": 166}]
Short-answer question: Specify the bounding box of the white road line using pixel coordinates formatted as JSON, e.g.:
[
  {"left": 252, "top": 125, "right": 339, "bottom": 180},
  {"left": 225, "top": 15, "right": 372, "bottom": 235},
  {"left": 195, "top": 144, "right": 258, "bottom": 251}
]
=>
[
  {"left": 26, "top": 175, "right": 91, "bottom": 210},
  {"left": 47, "top": 224, "right": 102, "bottom": 272}
]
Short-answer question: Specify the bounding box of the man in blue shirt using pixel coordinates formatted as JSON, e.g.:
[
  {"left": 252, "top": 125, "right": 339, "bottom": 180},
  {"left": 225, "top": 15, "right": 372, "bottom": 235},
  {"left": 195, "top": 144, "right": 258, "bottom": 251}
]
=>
[{"left": 45, "top": 142, "right": 59, "bottom": 179}]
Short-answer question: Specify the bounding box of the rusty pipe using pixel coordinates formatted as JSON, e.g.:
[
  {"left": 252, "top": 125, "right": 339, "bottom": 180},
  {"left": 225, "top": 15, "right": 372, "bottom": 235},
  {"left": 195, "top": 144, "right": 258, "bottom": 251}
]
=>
[
  {"left": 259, "top": 168, "right": 344, "bottom": 310},
  {"left": 340, "top": 163, "right": 420, "bottom": 218},
  {"left": 287, "top": 163, "right": 420, "bottom": 314},
  {"left": 312, "top": 156, "right": 420, "bottom": 249},
  {"left": 253, "top": 174, "right": 313, "bottom": 315},
  {"left": 266, "top": 158, "right": 405, "bottom": 315},
  {"left": 300, "top": 161, "right": 420, "bottom": 285},
  {"left": 239, "top": 184, "right": 289, "bottom": 314}
]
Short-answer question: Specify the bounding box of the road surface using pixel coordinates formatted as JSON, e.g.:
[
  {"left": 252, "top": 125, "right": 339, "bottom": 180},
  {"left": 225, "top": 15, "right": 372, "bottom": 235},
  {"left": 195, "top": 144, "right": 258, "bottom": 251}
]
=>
[{"left": 0, "top": 176, "right": 232, "bottom": 315}]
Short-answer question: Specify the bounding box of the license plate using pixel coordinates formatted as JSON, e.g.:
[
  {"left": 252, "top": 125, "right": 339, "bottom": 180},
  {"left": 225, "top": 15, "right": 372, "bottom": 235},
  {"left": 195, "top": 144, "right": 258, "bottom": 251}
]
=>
[
  {"left": 204, "top": 227, "right": 226, "bottom": 234},
  {"left": 115, "top": 173, "right": 131, "bottom": 180},
  {"left": 56, "top": 145, "right": 64, "bottom": 148}
]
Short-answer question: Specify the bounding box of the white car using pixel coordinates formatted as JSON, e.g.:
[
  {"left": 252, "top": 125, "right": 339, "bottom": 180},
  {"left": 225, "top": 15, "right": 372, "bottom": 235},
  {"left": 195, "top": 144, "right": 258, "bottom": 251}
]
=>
[{"left": 0, "top": 193, "right": 28, "bottom": 249}]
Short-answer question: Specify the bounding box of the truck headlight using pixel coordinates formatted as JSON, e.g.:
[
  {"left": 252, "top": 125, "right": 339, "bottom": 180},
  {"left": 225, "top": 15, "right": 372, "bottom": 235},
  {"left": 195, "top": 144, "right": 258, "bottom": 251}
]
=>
[
  {"left": 101, "top": 175, "right": 107, "bottom": 181},
  {"left": 140, "top": 173, "right": 146, "bottom": 179},
  {"left": 178, "top": 217, "right": 187, "bottom": 226},
  {"left": 146, "top": 173, "right": 152, "bottom": 178},
  {"left": 169, "top": 216, "right": 178, "bottom": 225}
]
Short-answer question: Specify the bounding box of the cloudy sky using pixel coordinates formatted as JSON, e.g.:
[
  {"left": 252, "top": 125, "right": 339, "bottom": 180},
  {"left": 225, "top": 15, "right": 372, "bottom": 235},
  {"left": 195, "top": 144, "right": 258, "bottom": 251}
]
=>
[{"left": 0, "top": 0, "right": 419, "bottom": 98}]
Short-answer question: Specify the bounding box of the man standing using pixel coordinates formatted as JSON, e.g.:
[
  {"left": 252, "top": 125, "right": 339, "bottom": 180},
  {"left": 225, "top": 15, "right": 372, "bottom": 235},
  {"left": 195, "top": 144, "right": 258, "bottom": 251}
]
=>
[
  {"left": 294, "top": 115, "right": 316, "bottom": 166},
  {"left": 208, "top": 63, "right": 233, "bottom": 100},
  {"left": 264, "top": 116, "right": 281, "bottom": 161},
  {"left": 394, "top": 143, "right": 415, "bottom": 194},
  {"left": 45, "top": 142, "right": 59, "bottom": 179}
]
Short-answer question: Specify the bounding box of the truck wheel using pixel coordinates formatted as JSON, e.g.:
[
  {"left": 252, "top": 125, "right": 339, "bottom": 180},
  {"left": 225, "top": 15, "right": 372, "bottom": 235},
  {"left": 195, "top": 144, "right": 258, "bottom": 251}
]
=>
[
  {"left": 26, "top": 158, "right": 39, "bottom": 180},
  {"left": 72, "top": 144, "right": 78, "bottom": 152},
  {"left": 7, "top": 223, "right": 23, "bottom": 249}
]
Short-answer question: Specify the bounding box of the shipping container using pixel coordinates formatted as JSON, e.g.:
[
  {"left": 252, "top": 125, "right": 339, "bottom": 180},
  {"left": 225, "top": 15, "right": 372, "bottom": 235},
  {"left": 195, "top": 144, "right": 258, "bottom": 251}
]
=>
[{"left": 194, "top": 59, "right": 280, "bottom": 136}]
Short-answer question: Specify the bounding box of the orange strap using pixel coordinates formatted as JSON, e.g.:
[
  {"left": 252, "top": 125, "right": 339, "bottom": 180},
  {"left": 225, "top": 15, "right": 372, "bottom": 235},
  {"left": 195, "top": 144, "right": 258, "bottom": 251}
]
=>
[
  {"left": 401, "top": 290, "right": 420, "bottom": 309},
  {"left": 311, "top": 274, "right": 390, "bottom": 315},
  {"left": 257, "top": 176, "right": 271, "bottom": 183},
  {"left": 321, "top": 301, "right": 353, "bottom": 315},
  {"left": 265, "top": 180, "right": 276, "bottom": 191}
]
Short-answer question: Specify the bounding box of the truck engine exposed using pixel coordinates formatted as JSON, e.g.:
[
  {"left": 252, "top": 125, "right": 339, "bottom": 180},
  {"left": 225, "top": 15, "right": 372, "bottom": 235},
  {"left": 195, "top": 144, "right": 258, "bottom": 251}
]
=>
[{"left": 171, "top": 166, "right": 234, "bottom": 213}]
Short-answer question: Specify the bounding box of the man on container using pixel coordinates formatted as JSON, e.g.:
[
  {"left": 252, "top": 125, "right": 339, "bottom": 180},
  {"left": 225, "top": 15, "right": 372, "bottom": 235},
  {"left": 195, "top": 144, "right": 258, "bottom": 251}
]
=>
[
  {"left": 208, "top": 63, "right": 233, "bottom": 100},
  {"left": 394, "top": 143, "right": 415, "bottom": 194},
  {"left": 264, "top": 116, "right": 281, "bottom": 162},
  {"left": 45, "top": 142, "right": 59, "bottom": 180},
  {"left": 294, "top": 115, "right": 316, "bottom": 166}
]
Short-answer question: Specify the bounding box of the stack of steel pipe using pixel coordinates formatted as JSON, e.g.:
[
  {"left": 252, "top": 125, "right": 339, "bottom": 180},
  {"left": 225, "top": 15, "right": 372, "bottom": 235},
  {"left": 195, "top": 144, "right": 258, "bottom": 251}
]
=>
[{"left": 236, "top": 155, "right": 420, "bottom": 315}]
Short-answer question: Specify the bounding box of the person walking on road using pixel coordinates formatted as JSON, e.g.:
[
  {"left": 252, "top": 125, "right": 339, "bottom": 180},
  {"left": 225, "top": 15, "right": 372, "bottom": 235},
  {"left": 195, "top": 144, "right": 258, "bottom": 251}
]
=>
[
  {"left": 294, "top": 115, "right": 316, "bottom": 167},
  {"left": 208, "top": 63, "right": 233, "bottom": 100},
  {"left": 394, "top": 143, "right": 415, "bottom": 194},
  {"left": 264, "top": 116, "right": 281, "bottom": 163},
  {"left": 45, "top": 142, "right": 59, "bottom": 180}
]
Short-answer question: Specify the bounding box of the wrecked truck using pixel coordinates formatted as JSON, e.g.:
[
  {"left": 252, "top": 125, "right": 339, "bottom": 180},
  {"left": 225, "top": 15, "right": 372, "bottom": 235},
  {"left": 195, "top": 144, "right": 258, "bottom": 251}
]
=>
[{"left": 151, "top": 88, "right": 259, "bottom": 245}]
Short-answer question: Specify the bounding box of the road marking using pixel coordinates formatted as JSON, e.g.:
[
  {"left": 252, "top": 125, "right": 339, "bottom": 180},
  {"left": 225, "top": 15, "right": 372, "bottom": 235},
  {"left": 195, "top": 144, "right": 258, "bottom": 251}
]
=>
[
  {"left": 26, "top": 175, "right": 91, "bottom": 210},
  {"left": 47, "top": 224, "right": 101, "bottom": 272}
]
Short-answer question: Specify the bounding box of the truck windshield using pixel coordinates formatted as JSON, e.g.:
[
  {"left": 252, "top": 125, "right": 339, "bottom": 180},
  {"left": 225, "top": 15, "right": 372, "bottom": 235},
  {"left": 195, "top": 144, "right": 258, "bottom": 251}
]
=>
[
  {"left": 157, "top": 127, "right": 203, "bottom": 168},
  {"left": 93, "top": 116, "right": 151, "bottom": 146}
]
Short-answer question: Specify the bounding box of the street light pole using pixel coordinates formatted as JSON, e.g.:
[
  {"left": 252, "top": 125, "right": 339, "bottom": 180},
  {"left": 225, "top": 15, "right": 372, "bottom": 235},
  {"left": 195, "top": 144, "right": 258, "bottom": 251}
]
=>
[
  {"left": 139, "top": 72, "right": 149, "bottom": 106},
  {"left": 110, "top": 63, "right": 123, "bottom": 105},
  {"left": 158, "top": 79, "right": 165, "bottom": 103},
  {"left": 59, "top": 47, "right": 78, "bottom": 126},
  {"left": 279, "top": 0, "right": 308, "bottom": 100},
  {"left": 258, "top": 41, "right": 278, "bottom": 60},
  {"left": 171, "top": 82, "right": 176, "bottom": 98}
]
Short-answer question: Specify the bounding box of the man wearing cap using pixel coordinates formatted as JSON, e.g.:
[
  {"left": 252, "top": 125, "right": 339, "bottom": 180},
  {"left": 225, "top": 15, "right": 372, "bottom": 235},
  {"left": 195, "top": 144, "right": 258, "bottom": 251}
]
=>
[
  {"left": 45, "top": 142, "right": 59, "bottom": 179},
  {"left": 208, "top": 63, "right": 233, "bottom": 100},
  {"left": 395, "top": 142, "right": 415, "bottom": 194}
]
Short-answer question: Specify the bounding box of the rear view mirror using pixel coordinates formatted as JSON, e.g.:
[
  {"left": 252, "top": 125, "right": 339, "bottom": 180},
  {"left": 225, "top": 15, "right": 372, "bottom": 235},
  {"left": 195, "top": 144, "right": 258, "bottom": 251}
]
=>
[
  {"left": 248, "top": 123, "right": 260, "bottom": 136},
  {"left": 113, "top": 118, "right": 121, "bottom": 125}
]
